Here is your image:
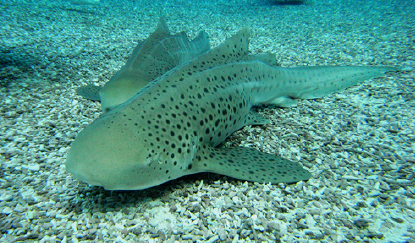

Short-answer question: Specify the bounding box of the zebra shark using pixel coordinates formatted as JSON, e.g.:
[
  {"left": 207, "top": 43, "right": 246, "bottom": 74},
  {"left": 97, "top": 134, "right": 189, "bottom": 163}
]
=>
[
  {"left": 76, "top": 17, "right": 210, "bottom": 112},
  {"left": 66, "top": 25, "right": 397, "bottom": 190}
]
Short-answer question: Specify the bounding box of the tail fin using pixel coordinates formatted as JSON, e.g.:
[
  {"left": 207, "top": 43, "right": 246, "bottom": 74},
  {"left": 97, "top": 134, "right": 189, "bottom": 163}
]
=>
[
  {"left": 288, "top": 66, "right": 398, "bottom": 100},
  {"left": 267, "top": 66, "right": 398, "bottom": 107}
]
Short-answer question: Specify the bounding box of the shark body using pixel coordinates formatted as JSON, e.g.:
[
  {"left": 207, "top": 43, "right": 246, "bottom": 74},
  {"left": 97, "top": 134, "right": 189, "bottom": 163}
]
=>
[
  {"left": 67, "top": 23, "right": 397, "bottom": 190},
  {"left": 76, "top": 18, "right": 210, "bottom": 112}
]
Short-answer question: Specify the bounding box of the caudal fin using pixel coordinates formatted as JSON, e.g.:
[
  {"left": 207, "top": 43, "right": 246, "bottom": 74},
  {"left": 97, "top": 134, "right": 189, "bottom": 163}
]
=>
[
  {"left": 266, "top": 65, "right": 399, "bottom": 107},
  {"left": 289, "top": 66, "right": 398, "bottom": 100}
]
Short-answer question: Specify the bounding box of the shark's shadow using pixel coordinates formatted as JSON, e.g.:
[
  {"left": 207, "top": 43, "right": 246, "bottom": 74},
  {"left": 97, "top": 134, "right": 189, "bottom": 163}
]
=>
[
  {"left": 67, "top": 173, "right": 237, "bottom": 213},
  {"left": 0, "top": 46, "right": 44, "bottom": 88},
  {"left": 52, "top": 5, "right": 106, "bottom": 15}
]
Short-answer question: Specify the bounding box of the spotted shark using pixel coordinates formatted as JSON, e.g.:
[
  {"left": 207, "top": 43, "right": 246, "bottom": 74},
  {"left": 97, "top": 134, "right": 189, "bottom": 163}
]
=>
[
  {"left": 66, "top": 24, "right": 398, "bottom": 190},
  {"left": 76, "top": 17, "right": 210, "bottom": 112}
]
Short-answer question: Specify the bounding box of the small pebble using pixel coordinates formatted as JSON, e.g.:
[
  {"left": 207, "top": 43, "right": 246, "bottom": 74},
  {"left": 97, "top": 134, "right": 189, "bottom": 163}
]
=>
[{"left": 368, "top": 190, "right": 381, "bottom": 197}]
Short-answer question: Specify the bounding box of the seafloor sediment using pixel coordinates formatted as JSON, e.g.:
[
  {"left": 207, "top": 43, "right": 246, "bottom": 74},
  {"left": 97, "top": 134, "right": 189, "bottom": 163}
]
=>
[{"left": 1, "top": 0, "right": 414, "bottom": 242}]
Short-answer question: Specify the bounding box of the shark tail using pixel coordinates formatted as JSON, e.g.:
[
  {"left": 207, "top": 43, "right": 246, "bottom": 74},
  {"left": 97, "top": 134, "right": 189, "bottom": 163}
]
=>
[{"left": 266, "top": 65, "right": 399, "bottom": 107}]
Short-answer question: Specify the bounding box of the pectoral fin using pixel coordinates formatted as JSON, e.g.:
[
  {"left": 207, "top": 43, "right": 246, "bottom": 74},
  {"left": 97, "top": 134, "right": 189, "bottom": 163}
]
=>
[
  {"left": 191, "top": 144, "right": 311, "bottom": 184},
  {"left": 76, "top": 84, "right": 102, "bottom": 101}
]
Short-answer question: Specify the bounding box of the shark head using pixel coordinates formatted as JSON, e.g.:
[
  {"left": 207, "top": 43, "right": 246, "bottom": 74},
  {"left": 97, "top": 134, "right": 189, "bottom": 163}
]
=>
[
  {"left": 66, "top": 116, "right": 148, "bottom": 190},
  {"left": 66, "top": 95, "right": 200, "bottom": 190},
  {"left": 65, "top": 105, "right": 187, "bottom": 190}
]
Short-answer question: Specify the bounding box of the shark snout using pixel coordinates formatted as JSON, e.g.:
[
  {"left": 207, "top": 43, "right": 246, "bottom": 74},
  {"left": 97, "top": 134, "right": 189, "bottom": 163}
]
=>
[
  {"left": 66, "top": 149, "right": 111, "bottom": 188},
  {"left": 66, "top": 152, "right": 135, "bottom": 190}
]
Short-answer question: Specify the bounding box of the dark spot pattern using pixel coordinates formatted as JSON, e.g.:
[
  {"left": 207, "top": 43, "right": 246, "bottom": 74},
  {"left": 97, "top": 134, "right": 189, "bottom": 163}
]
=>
[
  {"left": 89, "top": 27, "right": 378, "bottom": 189},
  {"left": 193, "top": 145, "right": 311, "bottom": 183}
]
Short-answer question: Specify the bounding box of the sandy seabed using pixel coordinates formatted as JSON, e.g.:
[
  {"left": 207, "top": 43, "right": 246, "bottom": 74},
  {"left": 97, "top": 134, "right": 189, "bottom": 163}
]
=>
[{"left": 1, "top": 0, "right": 414, "bottom": 242}]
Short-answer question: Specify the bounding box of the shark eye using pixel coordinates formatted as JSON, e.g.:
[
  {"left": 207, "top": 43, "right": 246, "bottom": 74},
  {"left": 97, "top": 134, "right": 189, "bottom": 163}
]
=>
[{"left": 146, "top": 158, "right": 154, "bottom": 165}]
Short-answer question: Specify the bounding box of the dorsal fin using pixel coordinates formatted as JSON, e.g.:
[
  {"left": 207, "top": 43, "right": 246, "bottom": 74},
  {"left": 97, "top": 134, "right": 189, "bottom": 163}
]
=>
[
  {"left": 153, "top": 27, "right": 250, "bottom": 78},
  {"left": 135, "top": 30, "right": 210, "bottom": 81},
  {"left": 98, "top": 18, "right": 211, "bottom": 112},
  {"left": 127, "top": 17, "right": 171, "bottom": 70},
  {"left": 193, "top": 27, "right": 250, "bottom": 68},
  {"left": 148, "top": 27, "right": 276, "bottom": 80},
  {"left": 191, "top": 28, "right": 279, "bottom": 67}
]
